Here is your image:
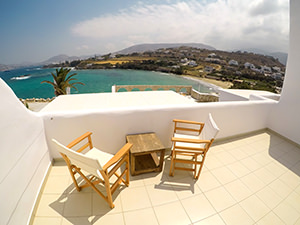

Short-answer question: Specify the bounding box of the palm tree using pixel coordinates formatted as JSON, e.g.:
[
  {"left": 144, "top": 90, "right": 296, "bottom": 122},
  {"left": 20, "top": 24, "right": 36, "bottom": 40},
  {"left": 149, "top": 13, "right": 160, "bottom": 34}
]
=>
[{"left": 41, "top": 67, "right": 84, "bottom": 96}]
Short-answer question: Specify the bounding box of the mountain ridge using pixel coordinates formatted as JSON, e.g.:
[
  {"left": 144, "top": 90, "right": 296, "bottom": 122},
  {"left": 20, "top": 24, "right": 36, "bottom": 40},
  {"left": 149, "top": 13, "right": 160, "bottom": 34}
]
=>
[
  {"left": 0, "top": 43, "right": 288, "bottom": 71},
  {"left": 114, "top": 43, "right": 216, "bottom": 55}
]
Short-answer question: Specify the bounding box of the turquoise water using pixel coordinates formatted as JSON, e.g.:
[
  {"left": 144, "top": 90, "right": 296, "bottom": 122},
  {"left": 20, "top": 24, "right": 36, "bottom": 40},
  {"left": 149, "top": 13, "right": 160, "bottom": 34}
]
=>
[{"left": 0, "top": 67, "right": 214, "bottom": 99}]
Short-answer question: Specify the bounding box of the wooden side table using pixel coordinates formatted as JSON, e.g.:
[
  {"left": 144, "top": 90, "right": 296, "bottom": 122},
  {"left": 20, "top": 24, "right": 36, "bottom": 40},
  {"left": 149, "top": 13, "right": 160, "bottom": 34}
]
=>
[{"left": 126, "top": 133, "right": 165, "bottom": 176}]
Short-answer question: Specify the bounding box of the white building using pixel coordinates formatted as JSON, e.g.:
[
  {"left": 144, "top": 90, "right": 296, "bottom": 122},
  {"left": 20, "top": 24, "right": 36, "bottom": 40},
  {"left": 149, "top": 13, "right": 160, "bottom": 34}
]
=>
[
  {"left": 244, "top": 62, "right": 255, "bottom": 69},
  {"left": 228, "top": 59, "right": 238, "bottom": 66}
]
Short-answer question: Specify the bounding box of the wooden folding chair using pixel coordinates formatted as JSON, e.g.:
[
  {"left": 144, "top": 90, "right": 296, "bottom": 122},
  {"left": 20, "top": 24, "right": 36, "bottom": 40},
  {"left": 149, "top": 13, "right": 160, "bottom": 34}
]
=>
[
  {"left": 52, "top": 132, "right": 132, "bottom": 208},
  {"left": 169, "top": 113, "right": 219, "bottom": 179}
]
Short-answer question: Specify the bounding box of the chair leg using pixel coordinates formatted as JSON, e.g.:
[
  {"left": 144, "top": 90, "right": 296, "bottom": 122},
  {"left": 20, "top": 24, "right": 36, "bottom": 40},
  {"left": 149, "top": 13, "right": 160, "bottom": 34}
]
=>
[
  {"left": 169, "top": 150, "right": 175, "bottom": 177},
  {"left": 193, "top": 155, "right": 197, "bottom": 179},
  {"left": 125, "top": 154, "right": 130, "bottom": 186},
  {"left": 70, "top": 170, "right": 81, "bottom": 191},
  {"left": 195, "top": 153, "right": 206, "bottom": 180}
]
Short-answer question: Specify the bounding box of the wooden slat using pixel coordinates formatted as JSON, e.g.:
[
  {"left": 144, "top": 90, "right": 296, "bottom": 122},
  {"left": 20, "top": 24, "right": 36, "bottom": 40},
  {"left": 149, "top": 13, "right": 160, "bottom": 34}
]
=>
[
  {"left": 173, "top": 119, "right": 204, "bottom": 125},
  {"left": 76, "top": 142, "right": 90, "bottom": 153},
  {"left": 67, "top": 131, "right": 92, "bottom": 148},
  {"left": 150, "top": 152, "right": 160, "bottom": 166}
]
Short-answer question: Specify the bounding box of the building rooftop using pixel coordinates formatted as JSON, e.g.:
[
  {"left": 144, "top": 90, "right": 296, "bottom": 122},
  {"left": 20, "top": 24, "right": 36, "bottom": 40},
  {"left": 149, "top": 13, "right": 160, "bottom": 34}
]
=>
[
  {"left": 32, "top": 130, "right": 300, "bottom": 225},
  {"left": 41, "top": 91, "right": 197, "bottom": 113}
]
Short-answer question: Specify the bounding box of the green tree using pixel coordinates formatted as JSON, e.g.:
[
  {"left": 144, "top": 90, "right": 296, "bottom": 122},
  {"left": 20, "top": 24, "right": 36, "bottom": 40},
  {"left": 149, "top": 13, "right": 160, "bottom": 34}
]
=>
[{"left": 41, "top": 67, "right": 84, "bottom": 96}]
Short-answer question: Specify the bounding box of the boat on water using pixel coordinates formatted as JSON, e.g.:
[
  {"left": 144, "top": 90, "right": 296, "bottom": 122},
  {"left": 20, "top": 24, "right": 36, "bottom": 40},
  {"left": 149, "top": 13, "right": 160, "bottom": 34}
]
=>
[{"left": 10, "top": 74, "right": 31, "bottom": 80}]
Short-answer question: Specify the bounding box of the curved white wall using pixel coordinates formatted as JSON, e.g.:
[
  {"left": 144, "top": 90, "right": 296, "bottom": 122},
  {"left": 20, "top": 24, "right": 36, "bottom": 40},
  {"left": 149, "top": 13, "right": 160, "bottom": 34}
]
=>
[
  {"left": 43, "top": 100, "right": 275, "bottom": 158},
  {"left": 268, "top": 0, "right": 300, "bottom": 145},
  {"left": 0, "top": 79, "right": 51, "bottom": 225}
]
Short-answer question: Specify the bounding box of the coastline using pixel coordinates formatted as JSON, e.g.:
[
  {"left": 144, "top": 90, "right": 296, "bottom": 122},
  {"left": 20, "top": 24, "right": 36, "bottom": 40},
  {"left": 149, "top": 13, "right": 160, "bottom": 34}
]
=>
[{"left": 182, "top": 75, "right": 233, "bottom": 89}]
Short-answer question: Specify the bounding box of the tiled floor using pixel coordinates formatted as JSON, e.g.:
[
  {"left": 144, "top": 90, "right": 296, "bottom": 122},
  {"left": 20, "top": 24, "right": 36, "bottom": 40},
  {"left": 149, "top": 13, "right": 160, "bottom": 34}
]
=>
[{"left": 32, "top": 130, "right": 300, "bottom": 225}]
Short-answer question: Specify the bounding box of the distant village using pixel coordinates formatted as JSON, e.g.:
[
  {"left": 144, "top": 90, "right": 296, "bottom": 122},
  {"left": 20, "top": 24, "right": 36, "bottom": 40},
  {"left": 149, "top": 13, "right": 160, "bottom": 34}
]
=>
[{"left": 46, "top": 46, "right": 286, "bottom": 93}]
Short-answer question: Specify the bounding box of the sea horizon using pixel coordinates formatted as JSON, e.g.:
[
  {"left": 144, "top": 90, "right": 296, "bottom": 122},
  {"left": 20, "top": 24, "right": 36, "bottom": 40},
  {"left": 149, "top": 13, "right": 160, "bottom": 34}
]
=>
[{"left": 0, "top": 67, "right": 216, "bottom": 99}]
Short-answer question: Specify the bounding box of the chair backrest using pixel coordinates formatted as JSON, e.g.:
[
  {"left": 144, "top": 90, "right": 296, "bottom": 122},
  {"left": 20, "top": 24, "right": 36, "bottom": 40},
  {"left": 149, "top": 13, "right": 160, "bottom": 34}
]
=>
[
  {"left": 52, "top": 139, "right": 103, "bottom": 177},
  {"left": 202, "top": 113, "right": 220, "bottom": 141}
]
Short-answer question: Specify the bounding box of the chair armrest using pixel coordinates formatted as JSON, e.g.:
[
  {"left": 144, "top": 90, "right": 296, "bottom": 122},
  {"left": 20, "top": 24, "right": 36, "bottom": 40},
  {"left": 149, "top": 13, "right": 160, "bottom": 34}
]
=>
[
  {"left": 173, "top": 119, "right": 204, "bottom": 126},
  {"left": 103, "top": 143, "right": 132, "bottom": 171},
  {"left": 67, "top": 131, "right": 93, "bottom": 149},
  {"left": 172, "top": 137, "right": 211, "bottom": 144}
]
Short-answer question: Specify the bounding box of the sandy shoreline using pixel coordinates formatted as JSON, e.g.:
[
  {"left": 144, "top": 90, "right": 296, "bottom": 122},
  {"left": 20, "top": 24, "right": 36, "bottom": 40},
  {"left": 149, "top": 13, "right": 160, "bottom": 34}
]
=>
[{"left": 183, "top": 75, "right": 233, "bottom": 89}]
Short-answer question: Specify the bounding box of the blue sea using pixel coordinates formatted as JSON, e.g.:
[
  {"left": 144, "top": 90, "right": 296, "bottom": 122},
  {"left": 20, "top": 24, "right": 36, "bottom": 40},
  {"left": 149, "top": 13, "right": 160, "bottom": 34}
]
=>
[{"left": 0, "top": 67, "right": 214, "bottom": 99}]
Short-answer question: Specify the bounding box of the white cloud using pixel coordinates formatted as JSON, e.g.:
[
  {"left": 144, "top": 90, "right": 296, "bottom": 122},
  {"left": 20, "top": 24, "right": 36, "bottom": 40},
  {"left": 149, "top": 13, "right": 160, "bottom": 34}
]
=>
[
  {"left": 71, "top": 0, "right": 289, "bottom": 53},
  {"left": 76, "top": 45, "right": 89, "bottom": 50}
]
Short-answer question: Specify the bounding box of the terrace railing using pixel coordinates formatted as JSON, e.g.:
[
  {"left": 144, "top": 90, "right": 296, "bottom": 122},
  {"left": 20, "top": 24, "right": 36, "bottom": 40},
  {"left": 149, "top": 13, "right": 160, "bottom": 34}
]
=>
[{"left": 112, "top": 85, "right": 192, "bottom": 94}]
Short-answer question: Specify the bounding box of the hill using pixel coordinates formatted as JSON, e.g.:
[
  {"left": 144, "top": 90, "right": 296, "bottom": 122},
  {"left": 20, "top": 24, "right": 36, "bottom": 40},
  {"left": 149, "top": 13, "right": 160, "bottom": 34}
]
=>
[{"left": 114, "top": 43, "right": 216, "bottom": 55}]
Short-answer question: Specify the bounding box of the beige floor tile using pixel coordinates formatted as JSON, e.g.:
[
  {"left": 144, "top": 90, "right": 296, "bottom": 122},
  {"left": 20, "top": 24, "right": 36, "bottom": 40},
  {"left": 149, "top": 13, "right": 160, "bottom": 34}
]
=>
[
  {"left": 269, "top": 144, "right": 287, "bottom": 158},
  {"left": 167, "top": 168, "right": 192, "bottom": 180},
  {"left": 146, "top": 184, "right": 178, "bottom": 206},
  {"left": 240, "top": 157, "right": 262, "bottom": 171},
  {"left": 240, "top": 173, "right": 265, "bottom": 193},
  {"left": 196, "top": 171, "right": 221, "bottom": 192},
  {"left": 268, "top": 179, "right": 293, "bottom": 199},
  {"left": 92, "top": 213, "right": 125, "bottom": 225},
  {"left": 181, "top": 194, "right": 216, "bottom": 222},
  {"left": 62, "top": 216, "right": 92, "bottom": 225},
  {"left": 264, "top": 161, "right": 287, "bottom": 177},
  {"left": 224, "top": 179, "right": 252, "bottom": 202},
  {"left": 255, "top": 186, "right": 282, "bottom": 209},
  {"left": 204, "top": 186, "right": 236, "bottom": 212},
  {"left": 123, "top": 208, "right": 158, "bottom": 225},
  {"left": 291, "top": 161, "right": 300, "bottom": 174},
  {"left": 33, "top": 131, "right": 300, "bottom": 225},
  {"left": 280, "top": 149, "right": 300, "bottom": 167},
  {"left": 167, "top": 176, "right": 202, "bottom": 200},
  {"left": 120, "top": 186, "right": 152, "bottom": 211},
  {"left": 279, "top": 171, "right": 300, "bottom": 190},
  {"left": 273, "top": 201, "right": 300, "bottom": 225},
  {"left": 219, "top": 204, "right": 254, "bottom": 225},
  {"left": 142, "top": 171, "right": 167, "bottom": 186},
  {"left": 204, "top": 155, "right": 224, "bottom": 170},
  {"left": 128, "top": 174, "right": 145, "bottom": 188},
  {"left": 63, "top": 193, "right": 92, "bottom": 217},
  {"left": 239, "top": 195, "right": 270, "bottom": 222},
  {"left": 238, "top": 145, "right": 258, "bottom": 157},
  {"left": 50, "top": 162, "right": 69, "bottom": 176},
  {"left": 285, "top": 191, "right": 300, "bottom": 213},
  {"left": 251, "top": 152, "right": 273, "bottom": 166},
  {"left": 228, "top": 147, "right": 249, "bottom": 161},
  {"left": 226, "top": 161, "right": 251, "bottom": 178},
  {"left": 214, "top": 151, "right": 237, "bottom": 165},
  {"left": 295, "top": 185, "right": 300, "bottom": 195},
  {"left": 32, "top": 217, "right": 62, "bottom": 225},
  {"left": 256, "top": 211, "right": 284, "bottom": 225},
  {"left": 92, "top": 193, "right": 123, "bottom": 215},
  {"left": 35, "top": 194, "right": 66, "bottom": 217},
  {"left": 210, "top": 166, "right": 237, "bottom": 185},
  {"left": 43, "top": 176, "right": 71, "bottom": 194},
  {"left": 153, "top": 201, "right": 191, "bottom": 225},
  {"left": 253, "top": 167, "right": 277, "bottom": 185},
  {"left": 193, "top": 214, "right": 225, "bottom": 225}
]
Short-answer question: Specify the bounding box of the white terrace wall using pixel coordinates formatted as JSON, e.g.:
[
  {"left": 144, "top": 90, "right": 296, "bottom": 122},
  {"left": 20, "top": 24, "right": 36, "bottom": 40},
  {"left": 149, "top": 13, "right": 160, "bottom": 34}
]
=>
[
  {"left": 268, "top": 0, "right": 300, "bottom": 145},
  {"left": 0, "top": 79, "right": 51, "bottom": 225},
  {"left": 42, "top": 100, "right": 276, "bottom": 158}
]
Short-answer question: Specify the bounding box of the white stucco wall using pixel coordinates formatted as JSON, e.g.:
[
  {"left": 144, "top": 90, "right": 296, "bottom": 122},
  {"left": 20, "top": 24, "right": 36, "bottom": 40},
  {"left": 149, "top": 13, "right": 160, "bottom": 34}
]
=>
[
  {"left": 219, "top": 89, "right": 249, "bottom": 101},
  {"left": 268, "top": 0, "right": 300, "bottom": 145},
  {"left": 0, "top": 79, "right": 51, "bottom": 225},
  {"left": 42, "top": 99, "right": 275, "bottom": 158}
]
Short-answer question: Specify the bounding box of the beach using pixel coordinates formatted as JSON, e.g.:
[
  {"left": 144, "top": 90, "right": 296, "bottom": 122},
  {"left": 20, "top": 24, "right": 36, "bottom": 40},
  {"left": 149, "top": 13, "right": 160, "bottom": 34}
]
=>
[{"left": 183, "top": 75, "right": 233, "bottom": 89}]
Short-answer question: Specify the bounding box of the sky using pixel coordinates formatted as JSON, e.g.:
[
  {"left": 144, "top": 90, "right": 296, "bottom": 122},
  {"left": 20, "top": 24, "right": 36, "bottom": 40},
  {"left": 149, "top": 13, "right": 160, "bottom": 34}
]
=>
[{"left": 0, "top": 0, "right": 289, "bottom": 65}]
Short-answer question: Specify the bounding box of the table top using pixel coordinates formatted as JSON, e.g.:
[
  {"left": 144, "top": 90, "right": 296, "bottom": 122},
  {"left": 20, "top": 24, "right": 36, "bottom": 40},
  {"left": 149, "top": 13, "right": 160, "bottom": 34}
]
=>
[{"left": 126, "top": 132, "right": 165, "bottom": 154}]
